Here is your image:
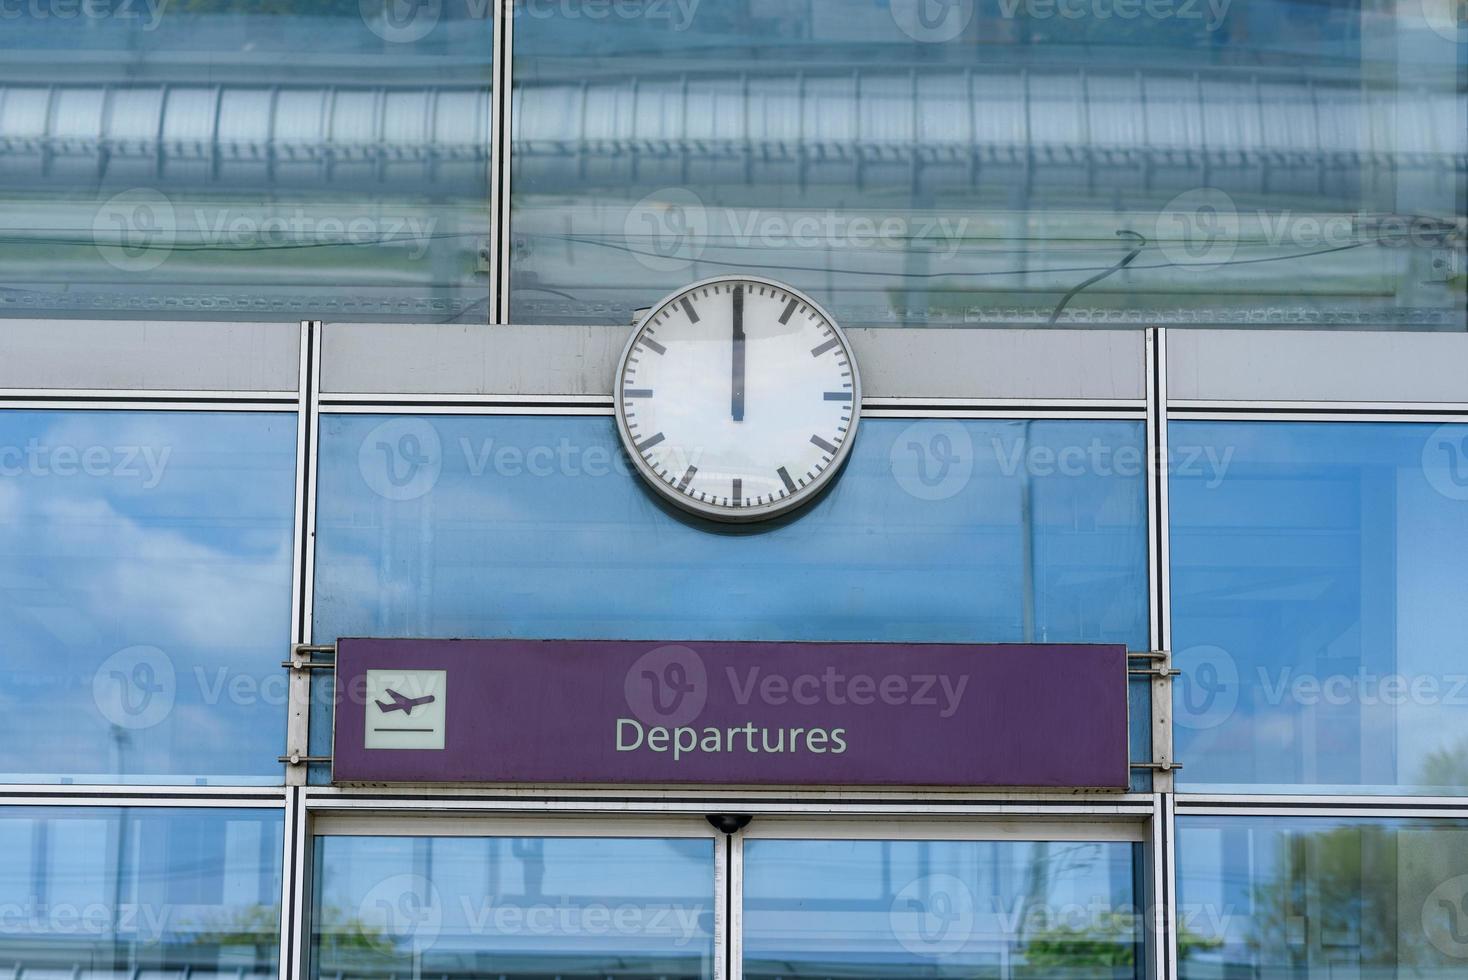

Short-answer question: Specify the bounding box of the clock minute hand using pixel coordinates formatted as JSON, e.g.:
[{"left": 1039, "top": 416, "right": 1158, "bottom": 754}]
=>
[{"left": 731, "top": 284, "right": 745, "bottom": 422}]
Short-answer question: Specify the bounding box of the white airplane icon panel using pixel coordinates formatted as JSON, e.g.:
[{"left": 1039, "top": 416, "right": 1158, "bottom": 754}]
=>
[{"left": 364, "top": 669, "right": 446, "bottom": 750}]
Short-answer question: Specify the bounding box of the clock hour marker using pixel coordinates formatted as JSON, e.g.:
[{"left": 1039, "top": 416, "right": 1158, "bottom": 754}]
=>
[
  {"left": 810, "top": 337, "right": 839, "bottom": 357},
  {"left": 623, "top": 388, "right": 653, "bottom": 398},
  {"left": 810, "top": 434, "right": 838, "bottom": 454},
  {"left": 732, "top": 478, "right": 742, "bottom": 505},
  {"left": 778, "top": 297, "right": 799, "bottom": 324},
  {"left": 680, "top": 297, "right": 700, "bottom": 323},
  {"left": 636, "top": 432, "right": 665, "bottom": 452},
  {"left": 823, "top": 391, "right": 852, "bottom": 401},
  {"left": 677, "top": 465, "right": 697, "bottom": 492},
  {"left": 777, "top": 466, "right": 797, "bottom": 494},
  {"left": 640, "top": 337, "right": 666, "bottom": 355}
]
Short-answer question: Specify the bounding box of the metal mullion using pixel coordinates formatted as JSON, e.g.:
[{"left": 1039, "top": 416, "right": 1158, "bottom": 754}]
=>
[
  {"left": 286, "top": 321, "right": 322, "bottom": 789},
  {"left": 492, "top": 0, "right": 514, "bottom": 324},
  {"left": 279, "top": 787, "right": 312, "bottom": 980},
  {"left": 1170, "top": 408, "right": 1468, "bottom": 423},
  {"left": 725, "top": 829, "right": 743, "bottom": 980},
  {"left": 0, "top": 787, "right": 286, "bottom": 807},
  {"left": 1156, "top": 793, "right": 1177, "bottom": 980},
  {"left": 1145, "top": 329, "right": 1175, "bottom": 793},
  {"left": 0, "top": 398, "right": 295, "bottom": 412},
  {"left": 0, "top": 388, "right": 297, "bottom": 403},
  {"left": 1176, "top": 791, "right": 1468, "bottom": 808}
]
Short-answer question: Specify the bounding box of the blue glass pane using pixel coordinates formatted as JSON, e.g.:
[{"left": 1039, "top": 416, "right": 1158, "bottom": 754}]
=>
[
  {"left": 311, "top": 835, "right": 715, "bottom": 978},
  {"left": 511, "top": 2, "right": 1465, "bottom": 329},
  {"left": 0, "top": 5, "right": 491, "bottom": 322},
  {"left": 1177, "top": 815, "right": 1468, "bottom": 976},
  {"left": 313, "top": 414, "right": 1151, "bottom": 789},
  {"left": 0, "top": 806, "right": 283, "bottom": 979},
  {"left": 0, "top": 410, "right": 297, "bottom": 784},
  {"left": 314, "top": 415, "right": 1147, "bottom": 643},
  {"left": 1170, "top": 421, "right": 1468, "bottom": 794},
  {"left": 743, "top": 838, "right": 1142, "bottom": 978}
]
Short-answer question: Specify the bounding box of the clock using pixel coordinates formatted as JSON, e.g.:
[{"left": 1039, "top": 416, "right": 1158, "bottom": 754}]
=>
[{"left": 613, "top": 276, "right": 862, "bottom": 523}]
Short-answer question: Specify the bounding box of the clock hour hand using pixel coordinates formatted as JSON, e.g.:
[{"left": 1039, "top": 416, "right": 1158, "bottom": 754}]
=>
[{"left": 731, "top": 284, "right": 745, "bottom": 422}]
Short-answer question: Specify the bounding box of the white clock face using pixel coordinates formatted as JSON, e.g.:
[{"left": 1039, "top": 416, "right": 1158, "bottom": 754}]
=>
[{"left": 614, "top": 277, "right": 861, "bottom": 522}]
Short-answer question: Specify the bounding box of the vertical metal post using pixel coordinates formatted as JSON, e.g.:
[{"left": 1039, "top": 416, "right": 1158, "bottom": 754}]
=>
[
  {"left": 1145, "top": 328, "right": 1175, "bottom": 792},
  {"left": 285, "top": 320, "right": 321, "bottom": 786},
  {"left": 492, "top": 0, "right": 516, "bottom": 324}
]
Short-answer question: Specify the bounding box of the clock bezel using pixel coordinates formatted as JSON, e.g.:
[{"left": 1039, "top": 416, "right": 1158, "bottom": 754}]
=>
[{"left": 612, "top": 275, "right": 863, "bottom": 524}]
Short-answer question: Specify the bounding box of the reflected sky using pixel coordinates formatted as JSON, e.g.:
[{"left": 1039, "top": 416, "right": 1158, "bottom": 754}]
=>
[
  {"left": 313, "top": 415, "right": 1149, "bottom": 645},
  {"left": 0, "top": 411, "right": 297, "bottom": 784},
  {"left": 511, "top": 0, "right": 1464, "bottom": 328},
  {"left": 743, "top": 838, "right": 1141, "bottom": 979},
  {"left": 1170, "top": 421, "right": 1468, "bottom": 795},
  {"left": 0, "top": 805, "right": 283, "bottom": 979},
  {"left": 312, "top": 834, "right": 715, "bottom": 979},
  {"left": 1176, "top": 815, "right": 1468, "bottom": 976}
]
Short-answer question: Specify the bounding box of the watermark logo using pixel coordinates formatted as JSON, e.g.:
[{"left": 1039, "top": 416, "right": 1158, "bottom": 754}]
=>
[
  {"left": 1421, "top": 0, "right": 1468, "bottom": 43},
  {"left": 891, "top": 422, "right": 974, "bottom": 501},
  {"left": 1174, "top": 645, "right": 1239, "bottom": 731},
  {"left": 359, "top": 418, "right": 443, "bottom": 501},
  {"left": 890, "top": 0, "right": 975, "bottom": 42},
  {"left": 624, "top": 644, "right": 708, "bottom": 726},
  {"left": 519, "top": 0, "right": 701, "bottom": 30},
  {"left": 1156, "top": 188, "right": 1239, "bottom": 271},
  {"left": 93, "top": 646, "right": 176, "bottom": 730},
  {"left": 624, "top": 189, "right": 709, "bottom": 273},
  {"left": 890, "top": 874, "right": 976, "bottom": 956},
  {"left": 93, "top": 189, "right": 176, "bottom": 273},
  {"left": 1422, "top": 424, "right": 1468, "bottom": 502},
  {"left": 0, "top": 0, "right": 169, "bottom": 30},
  {"left": 359, "top": 874, "right": 443, "bottom": 953},
  {"left": 1424, "top": 874, "right": 1468, "bottom": 958},
  {"left": 360, "top": 0, "right": 442, "bottom": 42}
]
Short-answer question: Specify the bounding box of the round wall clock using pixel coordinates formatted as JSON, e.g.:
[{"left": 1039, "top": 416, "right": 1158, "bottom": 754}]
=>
[{"left": 613, "top": 276, "right": 862, "bottom": 523}]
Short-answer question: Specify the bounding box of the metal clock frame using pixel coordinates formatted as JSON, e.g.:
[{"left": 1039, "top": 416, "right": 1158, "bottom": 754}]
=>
[{"left": 612, "top": 275, "right": 864, "bottom": 524}]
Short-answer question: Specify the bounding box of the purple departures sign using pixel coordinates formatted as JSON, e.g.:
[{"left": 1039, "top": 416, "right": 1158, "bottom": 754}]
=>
[{"left": 332, "top": 638, "right": 1130, "bottom": 789}]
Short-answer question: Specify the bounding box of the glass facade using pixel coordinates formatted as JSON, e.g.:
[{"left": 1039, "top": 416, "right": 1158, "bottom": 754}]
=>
[
  {"left": 1176, "top": 815, "right": 1468, "bottom": 977},
  {"left": 1171, "top": 421, "right": 1468, "bottom": 795},
  {"left": 311, "top": 834, "right": 716, "bottom": 978},
  {"left": 0, "top": 0, "right": 1461, "bottom": 326},
  {"left": 0, "top": 410, "right": 298, "bottom": 785},
  {"left": 513, "top": 0, "right": 1467, "bottom": 329},
  {"left": 743, "top": 837, "right": 1143, "bottom": 978},
  {"left": 0, "top": 806, "right": 283, "bottom": 979},
  {"left": 0, "top": 3, "right": 492, "bottom": 322},
  {"left": 2, "top": 0, "right": 1465, "bottom": 975}
]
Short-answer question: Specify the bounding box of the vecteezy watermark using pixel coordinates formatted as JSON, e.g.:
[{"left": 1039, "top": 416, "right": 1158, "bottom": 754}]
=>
[
  {"left": 1422, "top": 424, "right": 1468, "bottom": 502},
  {"left": 890, "top": 874, "right": 977, "bottom": 956},
  {"left": 0, "top": 898, "right": 176, "bottom": 942},
  {"left": 616, "top": 645, "right": 970, "bottom": 762},
  {"left": 889, "top": 424, "right": 1233, "bottom": 501},
  {"left": 92, "top": 190, "right": 439, "bottom": 273},
  {"left": 358, "top": 874, "right": 443, "bottom": 953},
  {"left": 890, "top": 0, "right": 976, "bottom": 42},
  {"left": 355, "top": 874, "right": 705, "bottom": 954},
  {"left": 356, "top": 419, "right": 641, "bottom": 501},
  {"left": 1424, "top": 874, "right": 1468, "bottom": 959},
  {"left": 1419, "top": 0, "right": 1468, "bottom": 44},
  {"left": 1156, "top": 187, "right": 1465, "bottom": 272},
  {"left": 0, "top": 0, "right": 169, "bottom": 30},
  {"left": 0, "top": 438, "right": 171, "bottom": 488},
  {"left": 624, "top": 644, "right": 708, "bottom": 727},
  {"left": 92, "top": 646, "right": 292, "bottom": 730},
  {"left": 996, "top": 0, "right": 1231, "bottom": 30},
  {"left": 891, "top": 421, "right": 975, "bottom": 502},
  {"left": 93, "top": 646, "right": 176, "bottom": 730},
  {"left": 622, "top": 189, "right": 971, "bottom": 274},
  {"left": 361, "top": 0, "right": 699, "bottom": 43},
  {"left": 1175, "top": 645, "right": 1468, "bottom": 731}
]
